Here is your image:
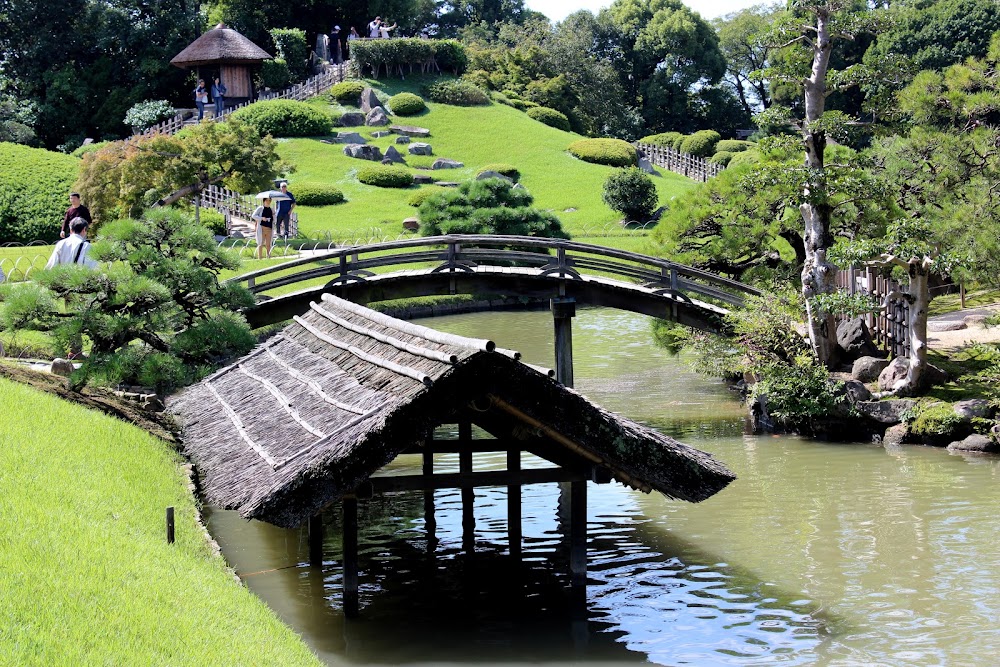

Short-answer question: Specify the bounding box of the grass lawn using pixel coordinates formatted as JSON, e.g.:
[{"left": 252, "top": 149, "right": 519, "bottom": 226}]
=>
[
  {"left": 0, "top": 245, "right": 53, "bottom": 282},
  {"left": 928, "top": 287, "right": 1000, "bottom": 316},
  {"left": 0, "top": 377, "right": 321, "bottom": 666}
]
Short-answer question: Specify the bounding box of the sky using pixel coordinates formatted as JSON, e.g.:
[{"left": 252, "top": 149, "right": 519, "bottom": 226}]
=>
[{"left": 524, "top": 0, "right": 764, "bottom": 21}]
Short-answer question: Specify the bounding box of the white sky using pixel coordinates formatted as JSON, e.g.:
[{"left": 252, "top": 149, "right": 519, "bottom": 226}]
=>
[{"left": 525, "top": 0, "right": 763, "bottom": 21}]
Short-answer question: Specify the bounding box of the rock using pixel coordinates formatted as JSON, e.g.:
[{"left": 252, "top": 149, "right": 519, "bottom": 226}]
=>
[
  {"left": 334, "top": 131, "right": 366, "bottom": 144},
  {"left": 343, "top": 144, "right": 382, "bottom": 161},
  {"left": 947, "top": 434, "right": 998, "bottom": 453},
  {"left": 383, "top": 145, "right": 405, "bottom": 163},
  {"left": 877, "top": 357, "right": 948, "bottom": 392},
  {"left": 649, "top": 205, "right": 667, "bottom": 222},
  {"left": 882, "top": 423, "right": 909, "bottom": 447},
  {"left": 360, "top": 87, "right": 381, "bottom": 113},
  {"left": 954, "top": 399, "right": 993, "bottom": 421},
  {"left": 638, "top": 157, "right": 655, "bottom": 174},
  {"left": 395, "top": 135, "right": 411, "bottom": 144},
  {"left": 852, "top": 356, "right": 890, "bottom": 383},
  {"left": 432, "top": 158, "right": 464, "bottom": 169},
  {"left": 435, "top": 181, "right": 461, "bottom": 187},
  {"left": 371, "top": 130, "right": 393, "bottom": 138},
  {"left": 338, "top": 112, "right": 366, "bottom": 127},
  {"left": 412, "top": 173, "right": 435, "bottom": 184},
  {"left": 403, "top": 217, "right": 420, "bottom": 231},
  {"left": 837, "top": 318, "right": 881, "bottom": 361},
  {"left": 143, "top": 396, "right": 165, "bottom": 412},
  {"left": 843, "top": 379, "right": 872, "bottom": 403},
  {"left": 391, "top": 124, "right": 431, "bottom": 137},
  {"left": 365, "top": 106, "right": 390, "bottom": 126},
  {"left": 408, "top": 142, "right": 433, "bottom": 156},
  {"left": 50, "top": 358, "right": 74, "bottom": 377},
  {"left": 854, "top": 399, "right": 917, "bottom": 424},
  {"left": 927, "top": 320, "right": 967, "bottom": 332},
  {"left": 963, "top": 313, "right": 989, "bottom": 327},
  {"left": 476, "top": 170, "right": 512, "bottom": 182}
]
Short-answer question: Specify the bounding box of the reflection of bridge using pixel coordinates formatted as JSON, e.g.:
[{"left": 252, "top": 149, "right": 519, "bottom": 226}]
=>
[{"left": 231, "top": 235, "right": 762, "bottom": 338}]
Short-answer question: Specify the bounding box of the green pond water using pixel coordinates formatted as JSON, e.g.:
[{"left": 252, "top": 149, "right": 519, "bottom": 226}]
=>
[{"left": 205, "top": 307, "right": 1000, "bottom": 666}]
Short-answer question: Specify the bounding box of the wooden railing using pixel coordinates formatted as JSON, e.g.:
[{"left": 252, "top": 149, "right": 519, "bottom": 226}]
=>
[
  {"left": 200, "top": 184, "right": 298, "bottom": 238},
  {"left": 228, "top": 234, "right": 762, "bottom": 309},
  {"left": 634, "top": 143, "right": 724, "bottom": 183},
  {"left": 836, "top": 267, "right": 909, "bottom": 358}
]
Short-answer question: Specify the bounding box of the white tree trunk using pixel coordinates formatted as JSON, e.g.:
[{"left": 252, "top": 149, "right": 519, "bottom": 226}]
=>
[{"left": 891, "top": 261, "right": 930, "bottom": 396}]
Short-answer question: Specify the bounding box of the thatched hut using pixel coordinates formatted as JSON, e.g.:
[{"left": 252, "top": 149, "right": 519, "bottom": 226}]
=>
[
  {"left": 170, "top": 294, "right": 735, "bottom": 615},
  {"left": 170, "top": 23, "right": 271, "bottom": 107}
]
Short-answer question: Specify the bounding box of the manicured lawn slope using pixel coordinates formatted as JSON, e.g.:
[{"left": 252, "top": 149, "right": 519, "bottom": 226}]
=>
[{"left": 0, "top": 378, "right": 320, "bottom": 666}]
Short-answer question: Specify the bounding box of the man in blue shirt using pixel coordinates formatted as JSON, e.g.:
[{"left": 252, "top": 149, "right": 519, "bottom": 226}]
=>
[{"left": 275, "top": 182, "right": 296, "bottom": 239}]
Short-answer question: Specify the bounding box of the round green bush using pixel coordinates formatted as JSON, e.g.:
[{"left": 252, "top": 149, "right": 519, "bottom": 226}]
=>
[
  {"left": 425, "top": 80, "right": 490, "bottom": 106},
  {"left": 388, "top": 92, "right": 426, "bottom": 116},
  {"left": 708, "top": 151, "right": 734, "bottom": 166},
  {"left": 330, "top": 80, "right": 366, "bottom": 104},
  {"left": 407, "top": 187, "right": 448, "bottom": 207},
  {"left": 199, "top": 208, "right": 227, "bottom": 236},
  {"left": 0, "top": 143, "right": 79, "bottom": 244},
  {"left": 477, "top": 163, "right": 520, "bottom": 181},
  {"left": 680, "top": 130, "right": 722, "bottom": 157},
  {"left": 715, "top": 139, "right": 754, "bottom": 154},
  {"left": 727, "top": 150, "right": 760, "bottom": 167},
  {"left": 602, "top": 167, "right": 658, "bottom": 222},
  {"left": 293, "top": 184, "right": 345, "bottom": 206},
  {"left": 671, "top": 134, "right": 687, "bottom": 151},
  {"left": 640, "top": 132, "right": 684, "bottom": 147},
  {"left": 526, "top": 106, "right": 571, "bottom": 131},
  {"left": 357, "top": 165, "right": 414, "bottom": 188},
  {"left": 231, "top": 99, "right": 332, "bottom": 138},
  {"left": 567, "top": 138, "right": 637, "bottom": 167}
]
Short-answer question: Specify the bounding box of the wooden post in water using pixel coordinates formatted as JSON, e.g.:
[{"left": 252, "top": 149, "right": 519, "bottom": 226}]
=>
[
  {"left": 308, "top": 513, "right": 324, "bottom": 567},
  {"left": 551, "top": 297, "right": 576, "bottom": 388},
  {"left": 459, "top": 420, "right": 475, "bottom": 554},
  {"left": 507, "top": 448, "right": 521, "bottom": 561},
  {"left": 569, "top": 480, "right": 587, "bottom": 589},
  {"left": 342, "top": 495, "right": 359, "bottom": 618},
  {"left": 423, "top": 442, "right": 436, "bottom": 550},
  {"left": 166, "top": 506, "right": 175, "bottom": 544}
]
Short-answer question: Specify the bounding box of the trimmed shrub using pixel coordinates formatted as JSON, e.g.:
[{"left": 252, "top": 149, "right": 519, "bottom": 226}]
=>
[
  {"left": 680, "top": 130, "right": 722, "bottom": 157},
  {"left": 293, "top": 184, "right": 345, "bottom": 206},
  {"left": 526, "top": 106, "right": 570, "bottom": 131},
  {"left": 709, "top": 151, "right": 734, "bottom": 166},
  {"left": 357, "top": 165, "right": 413, "bottom": 188},
  {"left": 425, "top": 80, "right": 489, "bottom": 106},
  {"left": 477, "top": 163, "right": 520, "bottom": 181},
  {"left": 715, "top": 139, "right": 754, "bottom": 153},
  {"left": 567, "top": 138, "right": 637, "bottom": 167},
  {"left": 407, "top": 187, "right": 447, "bottom": 207},
  {"left": 199, "top": 208, "right": 227, "bottom": 236},
  {"left": 388, "top": 92, "right": 426, "bottom": 116},
  {"left": 71, "top": 141, "right": 110, "bottom": 158},
  {"left": 602, "top": 167, "right": 658, "bottom": 222},
  {"left": 330, "top": 80, "right": 366, "bottom": 104},
  {"left": 0, "top": 143, "right": 79, "bottom": 244},
  {"left": 418, "top": 178, "right": 567, "bottom": 238},
  {"left": 640, "top": 131, "right": 684, "bottom": 147},
  {"left": 350, "top": 39, "right": 467, "bottom": 78},
  {"left": 270, "top": 28, "right": 308, "bottom": 80},
  {"left": 258, "top": 59, "right": 292, "bottom": 90},
  {"left": 727, "top": 150, "right": 760, "bottom": 167},
  {"left": 671, "top": 134, "right": 687, "bottom": 151},
  {"left": 123, "top": 100, "right": 174, "bottom": 131},
  {"left": 231, "top": 99, "right": 332, "bottom": 137}
]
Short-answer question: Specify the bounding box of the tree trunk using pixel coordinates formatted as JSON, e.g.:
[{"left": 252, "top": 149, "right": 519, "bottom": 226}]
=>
[{"left": 888, "top": 261, "right": 931, "bottom": 396}]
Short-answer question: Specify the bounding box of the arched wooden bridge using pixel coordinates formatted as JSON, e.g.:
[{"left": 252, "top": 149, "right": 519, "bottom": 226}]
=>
[{"left": 229, "top": 235, "right": 761, "bottom": 331}]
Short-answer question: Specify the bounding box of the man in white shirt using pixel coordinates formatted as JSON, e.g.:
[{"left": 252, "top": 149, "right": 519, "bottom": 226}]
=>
[
  {"left": 368, "top": 16, "right": 381, "bottom": 38},
  {"left": 45, "top": 218, "right": 97, "bottom": 269}
]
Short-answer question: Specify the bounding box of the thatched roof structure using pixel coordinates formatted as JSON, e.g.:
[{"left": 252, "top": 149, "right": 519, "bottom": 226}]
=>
[
  {"left": 169, "top": 295, "right": 735, "bottom": 528},
  {"left": 170, "top": 23, "right": 271, "bottom": 68}
]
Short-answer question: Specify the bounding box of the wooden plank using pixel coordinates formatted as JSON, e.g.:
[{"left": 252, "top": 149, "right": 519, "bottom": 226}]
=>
[{"left": 366, "top": 467, "right": 587, "bottom": 493}]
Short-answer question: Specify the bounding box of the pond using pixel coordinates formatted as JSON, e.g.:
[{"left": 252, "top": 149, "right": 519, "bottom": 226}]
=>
[{"left": 206, "top": 307, "right": 1000, "bottom": 666}]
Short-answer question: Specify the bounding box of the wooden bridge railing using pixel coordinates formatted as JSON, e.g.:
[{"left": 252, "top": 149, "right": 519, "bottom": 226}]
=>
[
  {"left": 635, "top": 142, "right": 725, "bottom": 183},
  {"left": 228, "top": 235, "right": 762, "bottom": 309}
]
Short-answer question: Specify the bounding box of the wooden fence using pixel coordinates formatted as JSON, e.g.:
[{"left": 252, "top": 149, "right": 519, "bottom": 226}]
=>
[
  {"left": 634, "top": 143, "right": 725, "bottom": 182},
  {"left": 836, "top": 267, "right": 909, "bottom": 358}
]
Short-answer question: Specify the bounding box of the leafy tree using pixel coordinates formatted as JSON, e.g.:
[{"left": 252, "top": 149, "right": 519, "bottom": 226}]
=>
[
  {"left": 714, "top": 3, "right": 781, "bottom": 117},
  {"left": 418, "top": 178, "right": 568, "bottom": 238},
  {"left": 0, "top": 209, "right": 256, "bottom": 391}
]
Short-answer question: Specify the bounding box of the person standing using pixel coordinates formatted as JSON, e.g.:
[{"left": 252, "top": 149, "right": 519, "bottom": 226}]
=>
[
  {"left": 379, "top": 22, "right": 397, "bottom": 39},
  {"left": 368, "top": 17, "right": 381, "bottom": 38},
  {"left": 194, "top": 79, "right": 209, "bottom": 121},
  {"left": 275, "top": 182, "right": 296, "bottom": 239},
  {"left": 46, "top": 218, "right": 97, "bottom": 269},
  {"left": 329, "top": 26, "right": 342, "bottom": 64},
  {"left": 212, "top": 77, "right": 227, "bottom": 117},
  {"left": 252, "top": 197, "right": 275, "bottom": 259},
  {"left": 60, "top": 192, "right": 92, "bottom": 239}
]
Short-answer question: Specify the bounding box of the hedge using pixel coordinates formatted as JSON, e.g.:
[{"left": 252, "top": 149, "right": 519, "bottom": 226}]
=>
[
  {"left": 350, "top": 39, "right": 467, "bottom": 78},
  {"left": 330, "top": 80, "right": 366, "bottom": 104},
  {"left": 270, "top": 28, "right": 308, "bottom": 80},
  {"left": 425, "top": 80, "right": 490, "bottom": 106},
  {"left": 407, "top": 187, "right": 448, "bottom": 207},
  {"left": 567, "top": 138, "right": 637, "bottom": 167},
  {"left": 715, "top": 139, "right": 754, "bottom": 154},
  {"left": 671, "top": 134, "right": 687, "bottom": 151},
  {"left": 680, "top": 130, "right": 721, "bottom": 157},
  {"left": 71, "top": 141, "right": 110, "bottom": 158},
  {"left": 388, "top": 92, "right": 426, "bottom": 116},
  {"left": 708, "top": 151, "right": 734, "bottom": 166},
  {"left": 230, "top": 99, "right": 332, "bottom": 137},
  {"left": 258, "top": 59, "right": 292, "bottom": 90},
  {"left": 639, "top": 132, "right": 684, "bottom": 147},
  {"left": 199, "top": 208, "right": 227, "bottom": 236},
  {"left": 727, "top": 150, "right": 760, "bottom": 167},
  {"left": 0, "top": 143, "right": 79, "bottom": 244},
  {"left": 477, "top": 163, "right": 520, "bottom": 181},
  {"left": 293, "top": 184, "right": 345, "bottom": 205},
  {"left": 357, "top": 165, "right": 414, "bottom": 188},
  {"left": 526, "top": 106, "right": 570, "bottom": 131}
]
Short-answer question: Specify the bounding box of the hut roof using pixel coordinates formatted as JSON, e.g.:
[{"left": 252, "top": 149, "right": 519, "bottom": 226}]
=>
[
  {"left": 170, "top": 23, "right": 272, "bottom": 68},
  {"left": 169, "top": 295, "right": 735, "bottom": 528}
]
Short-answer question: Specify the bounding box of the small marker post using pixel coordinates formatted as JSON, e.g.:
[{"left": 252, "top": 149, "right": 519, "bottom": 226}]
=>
[{"left": 166, "top": 507, "right": 175, "bottom": 544}]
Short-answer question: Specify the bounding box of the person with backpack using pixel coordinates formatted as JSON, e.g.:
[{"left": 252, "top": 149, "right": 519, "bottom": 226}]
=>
[{"left": 45, "top": 218, "right": 97, "bottom": 269}]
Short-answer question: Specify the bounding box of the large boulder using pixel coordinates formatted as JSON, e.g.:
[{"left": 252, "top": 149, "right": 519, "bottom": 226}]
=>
[
  {"left": 391, "top": 124, "right": 431, "bottom": 137},
  {"left": 927, "top": 320, "right": 967, "bottom": 332},
  {"left": 412, "top": 173, "right": 435, "bottom": 184},
  {"left": 882, "top": 423, "right": 909, "bottom": 447},
  {"left": 837, "top": 318, "right": 881, "bottom": 361},
  {"left": 637, "top": 157, "right": 655, "bottom": 174},
  {"left": 360, "top": 87, "right": 381, "bottom": 114},
  {"left": 383, "top": 145, "right": 405, "bottom": 163},
  {"left": 402, "top": 217, "right": 420, "bottom": 231},
  {"left": 338, "top": 112, "right": 366, "bottom": 127},
  {"left": 334, "top": 131, "right": 366, "bottom": 144},
  {"left": 408, "top": 142, "right": 433, "bottom": 156},
  {"left": 432, "top": 158, "right": 464, "bottom": 170},
  {"left": 953, "top": 399, "right": 993, "bottom": 421},
  {"left": 343, "top": 144, "right": 382, "bottom": 161},
  {"left": 50, "top": 358, "right": 74, "bottom": 377},
  {"left": 476, "top": 170, "right": 512, "bottom": 183},
  {"left": 947, "top": 434, "right": 999, "bottom": 453},
  {"left": 854, "top": 399, "right": 917, "bottom": 424},
  {"left": 366, "top": 106, "right": 390, "bottom": 126},
  {"left": 877, "top": 357, "right": 948, "bottom": 392},
  {"left": 371, "top": 130, "right": 393, "bottom": 138},
  {"left": 395, "top": 135, "right": 411, "bottom": 144},
  {"left": 852, "top": 356, "right": 890, "bottom": 383}
]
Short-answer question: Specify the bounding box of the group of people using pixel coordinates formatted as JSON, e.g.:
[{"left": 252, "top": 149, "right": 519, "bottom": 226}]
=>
[
  {"left": 47, "top": 193, "right": 97, "bottom": 269},
  {"left": 366, "top": 16, "right": 397, "bottom": 39},
  {"left": 193, "top": 77, "right": 227, "bottom": 121},
  {"left": 251, "top": 182, "right": 296, "bottom": 259}
]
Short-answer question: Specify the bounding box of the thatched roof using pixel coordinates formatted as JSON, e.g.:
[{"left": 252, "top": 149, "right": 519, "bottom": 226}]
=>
[
  {"left": 169, "top": 295, "right": 735, "bottom": 528},
  {"left": 170, "top": 23, "right": 271, "bottom": 68}
]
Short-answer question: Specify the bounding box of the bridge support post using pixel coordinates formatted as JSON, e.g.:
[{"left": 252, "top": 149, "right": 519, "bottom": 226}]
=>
[
  {"left": 308, "top": 513, "right": 324, "bottom": 567},
  {"left": 551, "top": 297, "right": 576, "bottom": 388},
  {"left": 459, "top": 420, "right": 475, "bottom": 554},
  {"left": 343, "top": 495, "right": 359, "bottom": 618}
]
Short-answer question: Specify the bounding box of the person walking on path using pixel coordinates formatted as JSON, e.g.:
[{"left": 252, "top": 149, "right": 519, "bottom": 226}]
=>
[
  {"left": 194, "top": 79, "right": 209, "bottom": 120},
  {"left": 275, "top": 182, "right": 296, "bottom": 239},
  {"left": 60, "top": 192, "right": 92, "bottom": 239},
  {"left": 252, "top": 197, "right": 275, "bottom": 259},
  {"left": 329, "top": 26, "right": 342, "bottom": 64},
  {"left": 212, "top": 77, "right": 227, "bottom": 117},
  {"left": 46, "top": 218, "right": 97, "bottom": 269}
]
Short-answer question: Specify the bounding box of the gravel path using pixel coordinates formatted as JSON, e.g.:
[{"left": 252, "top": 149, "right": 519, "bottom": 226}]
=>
[{"left": 927, "top": 304, "right": 1000, "bottom": 352}]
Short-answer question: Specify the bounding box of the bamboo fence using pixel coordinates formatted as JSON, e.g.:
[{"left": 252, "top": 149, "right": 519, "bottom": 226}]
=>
[
  {"left": 634, "top": 143, "right": 725, "bottom": 182},
  {"left": 835, "top": 267, "right": 910, "bottom": 358}
]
